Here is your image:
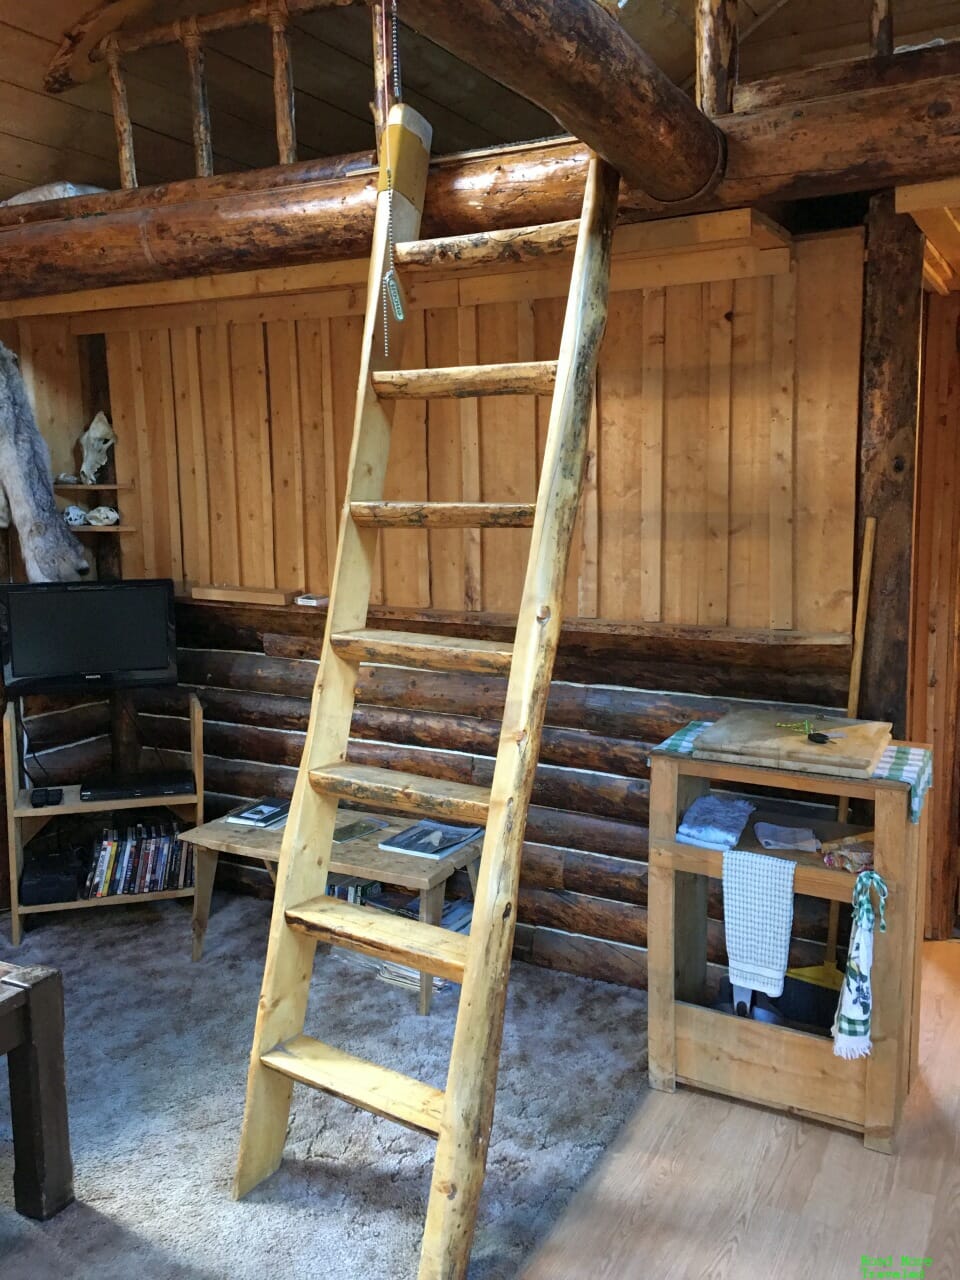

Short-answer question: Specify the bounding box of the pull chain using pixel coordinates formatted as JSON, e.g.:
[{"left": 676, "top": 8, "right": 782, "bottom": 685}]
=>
[
  {"left": 391, "top": 0, "right": 402, "bottom": 102},
  {"left": 382, "top": 0, "right": 404, "bottom": 356}
]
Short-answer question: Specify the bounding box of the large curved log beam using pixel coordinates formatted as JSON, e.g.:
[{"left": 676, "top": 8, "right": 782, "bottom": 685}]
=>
[
  {"left": 2, "top": 69, "right": 960, "bottom": 302},
  {"left": 397, "top": 0, "right": 725, "bottom": 202}
]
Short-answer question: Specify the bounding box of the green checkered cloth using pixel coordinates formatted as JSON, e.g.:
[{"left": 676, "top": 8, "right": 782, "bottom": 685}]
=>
[
  {"left": 653, "top": 722, "right": 933, "bottom": 824},
  {"left": 833, "top": 870, "right": 888, "bottom": 1059},
  {"left": 874, "top": 744, "right": 934, "bottom": 823}
]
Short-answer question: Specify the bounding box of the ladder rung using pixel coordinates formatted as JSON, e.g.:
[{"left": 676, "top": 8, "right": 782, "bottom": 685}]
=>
[
  {"left": 261, "top": 1035, "right": 445, "bottom": 1137},
  {"left": 330, "top": 628, "right": 513, "bottom": 674},
  {"left": 372, "top": 361, "right": 557, "bottom": 400},
  {"left": 394, "top": 219, "right": 581, "bottom": 272},
  {"left": 309, "top": 763, "right": 490, "bottom": 824},
  {"left": 350, "top": 502, "right": 535, "bottom": 528},
  {"left": 286, "top": 897, "right": 469, "bottom": 982}
]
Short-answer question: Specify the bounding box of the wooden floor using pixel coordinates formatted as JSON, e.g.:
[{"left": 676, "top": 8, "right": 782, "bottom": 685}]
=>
[{"left": 523, "top": 942, "right": 960, "bottom": 1280}]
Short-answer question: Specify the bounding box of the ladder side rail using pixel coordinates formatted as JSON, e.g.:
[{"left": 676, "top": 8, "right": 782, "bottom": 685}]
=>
[
  {"left": 234, "top": 103, "right": 433, "bottom": 1200},
  {"left": 419, "top": 156, "right": 621, "bottom": 1280}
]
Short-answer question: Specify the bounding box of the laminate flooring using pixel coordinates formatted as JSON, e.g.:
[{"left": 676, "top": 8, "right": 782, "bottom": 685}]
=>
[{"left": 522, "top": 942, "right": 960, "bottom": 1280}]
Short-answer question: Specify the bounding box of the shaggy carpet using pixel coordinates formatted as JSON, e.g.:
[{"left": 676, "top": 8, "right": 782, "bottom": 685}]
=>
[{"left": 0, "top": 894, "right": 647, "bottom": 1280}]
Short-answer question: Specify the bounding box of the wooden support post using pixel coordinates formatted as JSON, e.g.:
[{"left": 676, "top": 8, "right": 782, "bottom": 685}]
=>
[
  {"left": 871, "top": 0, "right": 894, "bottom": 58},
  {"left": 3, "top": 965, "right": 74, "bottom": 1220},
  {"left": 105, "top": 38, "right": 138, "bottom": 190},
  {"left": 370, "top": 0, "right": 396, "bottom": 156},
  {"left": 857, "top": 191, "right": 924, "bottom": 738},
  {"left": 696, "top": 0, "right": 738, "bottom": 116},
  {"left": 181, "top": 18, "right": 214, "bottom": 179},
  {"left": 268, "top": 1, "right": 297, "bottom": 166}
]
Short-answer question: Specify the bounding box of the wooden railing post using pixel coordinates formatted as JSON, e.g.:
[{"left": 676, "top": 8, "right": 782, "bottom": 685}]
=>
[
  {"left": 268, "top": 0, "right": 297, "bottom": 165},
  {"left": 180, "top": 17, "right": 214, "bottom": 178},
  {"left": 696, "top": 0, "right": 738, "bottom": 115},
  {"left": 370, "top": 0, "right": 397, "bottom": 156},
  {"left": 105, "top": 37, "right": 138, "bottom": 189},
  {"left": 870, "top": 0, "right": 894, "bottom": 57}
]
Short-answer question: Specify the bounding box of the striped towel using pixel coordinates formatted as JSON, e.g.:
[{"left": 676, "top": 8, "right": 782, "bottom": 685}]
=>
[
  {"left": 722, "top": 849, "right": 796, "bottom": 998},
  {"left": 873, "top": 745, "right": 934, "bottom": 823},
  {"left": 653, "top": 723, "right": 933, "bottom": 824},
  {"left": 833, "top": 871, "right": 888, "bottom": 1059}
]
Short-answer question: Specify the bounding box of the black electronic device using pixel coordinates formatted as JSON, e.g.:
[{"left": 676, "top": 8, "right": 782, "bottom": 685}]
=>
[
  {"left": 0, "top": 579, "right": 177, "bottom": 697},
  {"left": 30, "top": 787, "right": 64, "bottom": 808},
  {"left": 79, "top": 770, "right": 196, "bottom": 803}
]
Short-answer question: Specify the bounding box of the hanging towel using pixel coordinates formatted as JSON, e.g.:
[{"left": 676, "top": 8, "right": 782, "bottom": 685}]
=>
[
  {"left": 722, "top": 849, "right": 796, "bottom": 997},
  {"left": 833, "top": 870, "right": 888, "bottom": 1059},
  {"left": 677, "top": 794, "right": 755, "bottom": 852}
]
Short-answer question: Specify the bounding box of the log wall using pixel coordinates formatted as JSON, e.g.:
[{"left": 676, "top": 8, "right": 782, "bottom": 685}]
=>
[
  {"left": 138, "top": 599, "right": 845, "bottom": 988},
  {"left": 90, "top": 228, "right": 863, "bottom": 634}
]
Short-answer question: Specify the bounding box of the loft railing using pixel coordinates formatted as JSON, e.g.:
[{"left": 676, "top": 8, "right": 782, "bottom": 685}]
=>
[{"left": 50, "top": 0, "right": 394, "bottom": 191}]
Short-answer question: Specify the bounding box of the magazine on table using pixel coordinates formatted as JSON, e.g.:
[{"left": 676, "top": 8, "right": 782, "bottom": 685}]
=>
[
  {"left": 378, "top": 819, "right": 483, "bottom": 859},
  {"left": 225, "top": 798, "right": 291, "bottom": 829}
]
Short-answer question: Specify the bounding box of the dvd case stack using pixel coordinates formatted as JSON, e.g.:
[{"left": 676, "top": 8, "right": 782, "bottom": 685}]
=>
[{"left": 83, "top": 824, "right": 195, "bottom": 899}]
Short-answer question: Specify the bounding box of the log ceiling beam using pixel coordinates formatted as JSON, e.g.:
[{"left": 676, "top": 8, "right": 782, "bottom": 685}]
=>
[
  {"left": 734, "top": 38, "right": 960, "bottom": 112},
  {"left": 396, "top": 0, "right": 725, "bottom": 202},
  {"left": 2, "top": 63, "right": 960, "bottom": 300}
]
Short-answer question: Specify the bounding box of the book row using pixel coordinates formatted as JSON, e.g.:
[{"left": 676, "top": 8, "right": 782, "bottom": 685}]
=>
[{"left": 84, "top": 824, "right": 195, "bottom": 899}]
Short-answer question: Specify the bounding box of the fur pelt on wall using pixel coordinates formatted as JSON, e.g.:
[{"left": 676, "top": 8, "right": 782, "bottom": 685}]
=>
[{"left": 0, "top": 342, "right": 90, "bottom": 581}]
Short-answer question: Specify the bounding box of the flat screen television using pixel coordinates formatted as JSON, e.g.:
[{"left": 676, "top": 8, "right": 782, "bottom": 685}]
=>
[{"left": 0, "top": 579, "right": 177, "bottom": 696}]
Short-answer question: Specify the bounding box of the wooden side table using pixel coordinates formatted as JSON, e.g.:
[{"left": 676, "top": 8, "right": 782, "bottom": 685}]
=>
[
  {"left": 647, "top": 743, "right": 929, "bottom": 1152},
  {"left": 180, "top": 811, "right": 480, "bottom": 1015},
  {"left": 0, "top": 962, "right": 74, "bottom": 1219}
]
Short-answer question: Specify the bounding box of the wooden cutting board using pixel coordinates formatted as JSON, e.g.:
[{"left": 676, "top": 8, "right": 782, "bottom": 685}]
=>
[{"left": 691, "top": 709, "right": 892, "bottom": 777}]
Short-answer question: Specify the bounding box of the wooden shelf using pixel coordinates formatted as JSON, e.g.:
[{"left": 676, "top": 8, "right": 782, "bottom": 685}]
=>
[
  {"left": 54, "top": 483, "right": 132, "bottom": 493},
  {"left": 647, "top": 742, "right": 929, "bottom": 1152},
  {"left": 651, "top": 811, "right": 873, "bottom": 904},
  {"left": 662, "top": 749, "right": 915, "bottom": 801},
  {"left": 14, "top": 784, "right": 199, "bottom": 819},
  {"left": 674, "top": 1002, "right": 866, "bottom": 1129},
  {"left": 5, "top": 695, "right": 204, "bottom": 948},
  {"left": 652, "top": 838, "right": 857, "bottom": 904},
  {"left": 72, "top": 525, "right": 136, "bottom": 535},
  {"left": 19, "top": 888, "right": 195, "bottom": 916}
]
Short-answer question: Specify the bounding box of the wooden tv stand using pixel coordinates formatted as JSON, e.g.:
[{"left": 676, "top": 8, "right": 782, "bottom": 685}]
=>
[{"left": 3, "top": 695, "right": 204, "bottom": 946}]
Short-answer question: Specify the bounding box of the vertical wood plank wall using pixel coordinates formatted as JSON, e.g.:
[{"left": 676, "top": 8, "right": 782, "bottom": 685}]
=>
[
  {"left": 12, "top": 318, "right": 87, "bottom": 478},
  {"left": 98, "top": 229, "right": 862, "bottom": 632},
  {"left": 910, "top": 292, "right": 960, "bottom": 937}
]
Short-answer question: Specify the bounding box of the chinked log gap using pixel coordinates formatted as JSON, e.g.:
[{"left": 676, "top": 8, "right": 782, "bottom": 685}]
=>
[
  {"left": 2, "top": 69, "right": 960, "bottom": 300},
  {"left": 396, "top": 0, "right": 724, "bottom": 202}
]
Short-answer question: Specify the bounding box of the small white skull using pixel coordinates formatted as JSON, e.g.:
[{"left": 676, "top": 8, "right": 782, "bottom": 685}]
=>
[
  {"left": 86, "top": 505, "right": 120, "bottom": 526},
  {"left": 79, "top": 412, "right": 116, "bottom": 485},
  {"left": 62, "top": 505, "right": 88, "bottom": 527},
  {"left": 55, "top": 472, "right": 78, "bottom": 484}
]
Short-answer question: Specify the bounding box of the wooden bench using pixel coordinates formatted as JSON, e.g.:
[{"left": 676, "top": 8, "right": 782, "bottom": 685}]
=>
[
  {"left": 0, "top": 962, "right": 73, "bottom": 1219},
  {"left": 181, "top": 810, "right": 481, "bottom": 1014}
]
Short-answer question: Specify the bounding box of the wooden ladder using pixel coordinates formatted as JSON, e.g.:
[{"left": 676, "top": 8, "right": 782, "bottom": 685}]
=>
[{"left": 233, "top": 102, "right": 620, "bottom": 1280}]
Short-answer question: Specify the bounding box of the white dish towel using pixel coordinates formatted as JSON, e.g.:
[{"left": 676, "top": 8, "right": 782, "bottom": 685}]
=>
[{"left": 722, "top": 849, "right": 797, "bottom": 998}]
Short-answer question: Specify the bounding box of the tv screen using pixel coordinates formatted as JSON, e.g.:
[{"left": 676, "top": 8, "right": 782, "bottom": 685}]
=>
[{"left": 0, "top": 579, "right": 177, "bottom": 696}]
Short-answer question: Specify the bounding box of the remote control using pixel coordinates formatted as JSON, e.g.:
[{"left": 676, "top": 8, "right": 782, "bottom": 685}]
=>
[{"left": 30, "top": 788, "right": 64, "bottom": 808}]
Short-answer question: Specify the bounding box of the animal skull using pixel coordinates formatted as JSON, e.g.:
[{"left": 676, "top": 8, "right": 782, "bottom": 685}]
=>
[
  {"left": 62, "top": 504, "right": 88, "bottom": 527},
  {"left": 79, "top": 412, "right": 116, "bottom": 485},
  {"left": 86, "top": 505, "right": 119, "bottom": 526}
]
